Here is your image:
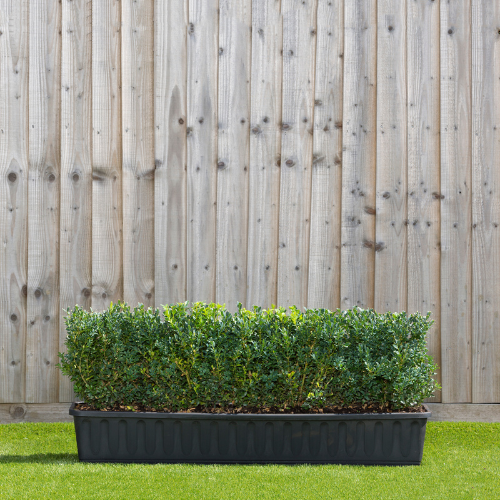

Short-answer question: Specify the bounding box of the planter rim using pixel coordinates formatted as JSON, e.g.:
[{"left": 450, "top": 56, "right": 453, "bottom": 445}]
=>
[{"left": 69, "top": 402, "right": 431, "bottom": 420}]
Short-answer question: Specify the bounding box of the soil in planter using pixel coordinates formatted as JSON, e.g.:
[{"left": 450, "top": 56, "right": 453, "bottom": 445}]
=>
[{"left": 74, "top": 402, "right": 427, "bottom": 415}]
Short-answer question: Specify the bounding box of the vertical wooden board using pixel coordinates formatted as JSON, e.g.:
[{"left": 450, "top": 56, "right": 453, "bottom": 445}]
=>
[
  {"left": 26, "top": 0, "right": 61, "bottom": 403},
  {"left": 407, "top": 0, "right": 441, "bottom": 401},
  {"left": 216, "top": 0, "right": 251, "bottom": 311},
  {"left": 307, "top": 0, "right": 343, "bottom": 310},
  {"left": 0, "top": 0, "right": 28, "bottom": 403},
  {"left": 440, "top": 0, "right": 472, "bottom": 403},
  {"left": 154, "top": 0, "right": 188, "bottom": 306},
  {"left": 92, "top": 0, "right": 123, "bottom": 311},
  {"left": 59, "top": 0, "right": 92, "bottom": 401},
  {"left": 186, "top": 0, "right": 218, "bottom": 304},
  {"left": 375, "top": 0, "right": 407, "bottom": 313},
  {"left": 471, "top": 0, "right": 500, "bottom": 403},
  {"left": 122, "top": 0, "right": 154, "bottom": 308},
  {"left": 340, "top": 0, "right": 377, "bottom": 310},
  {"left": 277, "top": 0, "right": 317, "bottom": 310},
  {"left": 247, "top": 0, "right": 282, "bottom": 309}
]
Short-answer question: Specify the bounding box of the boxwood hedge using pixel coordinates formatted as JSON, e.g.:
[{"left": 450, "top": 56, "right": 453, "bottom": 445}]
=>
[{"left": 58, "top": 302, "right": 439, "bottom": 411}]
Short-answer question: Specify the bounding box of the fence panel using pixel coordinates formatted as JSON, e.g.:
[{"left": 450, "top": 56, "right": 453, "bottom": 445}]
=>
[{"left": 0, "top": 0, "right": 498, "bottom": 405}]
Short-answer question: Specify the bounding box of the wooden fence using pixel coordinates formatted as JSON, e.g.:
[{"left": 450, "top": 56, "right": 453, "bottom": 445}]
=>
[{"left": 0, "top": 0, "right": 498, "bottom": 408}]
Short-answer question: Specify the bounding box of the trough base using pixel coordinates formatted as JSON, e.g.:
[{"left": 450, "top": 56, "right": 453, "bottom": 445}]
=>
[{"left": 70, "top": 403, "right": 430, "bottom": 465}]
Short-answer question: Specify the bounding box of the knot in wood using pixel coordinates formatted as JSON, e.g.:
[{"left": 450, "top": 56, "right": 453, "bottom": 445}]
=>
[
  {"left": 8, "top": 172, "right": 17, "bottom": 182},
  {"left": 10, "top": 405, "right": 26, "bottom": 419},
  {"left": 34, "top": 288, "right": 42, "bottom": 299},
  {"left": 217, "top": 161, "right": 226, "bottom": 169},
  {"left": 285, "top": 159, "right": 294, "bottom": 167}
]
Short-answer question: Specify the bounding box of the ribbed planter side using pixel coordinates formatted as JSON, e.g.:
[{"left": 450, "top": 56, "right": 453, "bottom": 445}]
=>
[{"left": 70, "top": 404, "right": 430, "bottom": 465}]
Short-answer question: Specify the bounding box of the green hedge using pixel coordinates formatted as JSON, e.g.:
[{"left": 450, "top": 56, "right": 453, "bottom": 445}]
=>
[{"left": 58, "top": 302, "right": 439, "bottom": 411}]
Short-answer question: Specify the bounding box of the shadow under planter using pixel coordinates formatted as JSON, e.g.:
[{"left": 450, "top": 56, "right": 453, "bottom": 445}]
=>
[{"left": 70, "top": 403, "right": 431, "bottom": 465}]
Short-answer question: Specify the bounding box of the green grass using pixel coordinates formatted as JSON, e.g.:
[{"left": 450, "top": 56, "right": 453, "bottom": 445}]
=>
[{"left": 0, "top": 422, "right": 499, "bottom": 500}]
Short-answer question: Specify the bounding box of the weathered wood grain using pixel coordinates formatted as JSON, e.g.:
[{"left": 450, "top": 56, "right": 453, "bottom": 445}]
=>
[
  {"left": 247, "top": 0, "right": 282, "bottom": 309},
  {"left": 154, "top": 0, "right": 188, "bottom": 306},
  {"left": 122, "top": 0, "right": 154, "bottom": 308},
  {"left": 440, "top": 0, "right": 472, "bottom": 403},
  {"left": 277, "top": 0, "right": 318, "bottom": 310},
  {"left": 340, "top": 0, "right": 377, "bottom": 310},
  {"left": 407, "top": 0, "right": 442, "bottom": 402},
  {"left": 59, "top": 0, "right": 92, "bottom": 402},
  {"left": 471, "top": 0, "right": 500, "bottom": 403},
  {"left": 0, "top": 0, "right": 28, "bottom": 403},
  {"left": 92, "top": 0, "right": 123, "bottom": 311},
  {"left": 307, "top": 0, "right": 343, "bottom": 310},
  {"left": 375, "top": 0, "right": 407, "bottom": 313},
  {"left": 2, "top": 402, "right": 499, "bottom": 424},
  {"left": 186, "top": 0, "right": 219, "bottom": 304},
  {"left": 0, "top": 403, "right": 73, "bottom": 423},
  {"left": 216, "top": 0, "right": 251, "bottom": 311},
  {"left": 26, "top": 0, "right": 61, "bottom": 403},
  {"left": 426, "top": 403, "right": 500, "bottom": 423}
]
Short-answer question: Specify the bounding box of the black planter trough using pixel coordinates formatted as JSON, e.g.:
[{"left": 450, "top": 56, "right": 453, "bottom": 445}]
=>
[{"left": 70, "top": 403, "right": 431, "bottom": 465}]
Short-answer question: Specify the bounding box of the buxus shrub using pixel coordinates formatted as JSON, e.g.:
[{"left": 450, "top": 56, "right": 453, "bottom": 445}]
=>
[{"left": 58, "top": 302, "right": 439, "bottom": 411}]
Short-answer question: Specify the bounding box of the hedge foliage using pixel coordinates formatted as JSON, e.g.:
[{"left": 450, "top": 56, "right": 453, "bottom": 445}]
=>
[{"left": 58, "top": 302, "right": 440, "bottom": 411}]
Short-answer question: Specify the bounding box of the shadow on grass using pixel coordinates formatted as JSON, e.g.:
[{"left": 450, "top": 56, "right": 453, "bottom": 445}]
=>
[{"left": 0, "top": 453, "right": 78, "bottom": 464}]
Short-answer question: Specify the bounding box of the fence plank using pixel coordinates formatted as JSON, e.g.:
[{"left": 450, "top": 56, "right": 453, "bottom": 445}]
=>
[
  {"left": 92, "top": 0, "right": 123, "bottom": 311},
  {"left": 122, "top": 0, "right": 154, "bottom": 308},
  {"left": 247, "top": 0, "right": 282, "bottom": 309},
  {"left": 307, "top": 0, "right": 343, "bottom": 310},
  {"left": 26, "top": 0, "right": 61, "bottom": 403},
  {"left": 186, "top": 0, "right": 219, "bottom": 304},
  {"left": 0, "top": 0, "right": 28, "bottom": 403},
  {"left": 277, "top": 0, "right": 318, "bottom": 310},
  {"left": 59, "top": 0, "right": 92, "bottom": 402},
  {"left": 407, "top": 0, "right": 441, "bottom": 402},
  {"left": 154, "top": 0, "right": 188, "bottom": 306},
  {"left": 216, "top": 0, "right": 251, "bottom": 311},
  {"left": 375, "top": 0, "right": 407, "bottom": 313},
  {"left": 471, "top": 0, "right": 500, "bottom": 403},
  {"left": 340, "top": 0, "right": 377, "bottom": 310},
  {"left": 440, "top": 0, "right": 472, "bottom": 403}
]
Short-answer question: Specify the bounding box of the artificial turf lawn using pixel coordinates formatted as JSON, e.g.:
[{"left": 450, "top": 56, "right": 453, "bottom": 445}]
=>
[{"left": 0, "top": 422, "right": 498, "bottom": 500}]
